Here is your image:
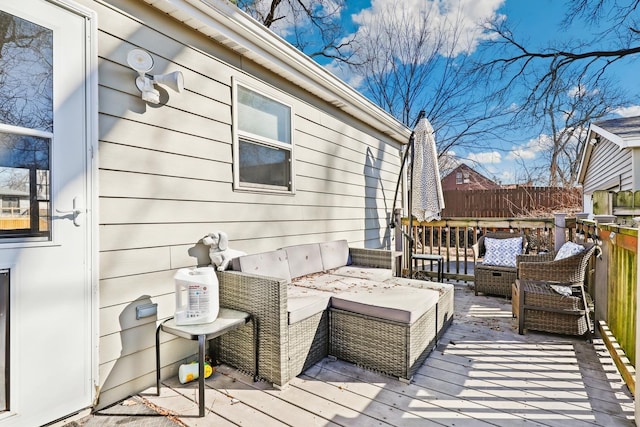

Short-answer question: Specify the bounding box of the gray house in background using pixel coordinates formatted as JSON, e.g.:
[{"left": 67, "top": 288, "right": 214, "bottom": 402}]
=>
[
  {"left": 577, "top": 115, "right": 640, "bottom": 214},
  {"left": 0, "top": 1, "right": 411, "bottom": 425}
]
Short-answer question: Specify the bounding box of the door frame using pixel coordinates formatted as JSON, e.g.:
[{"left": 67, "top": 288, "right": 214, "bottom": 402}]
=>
[{"left": 48, "top": 0, "right": 100, "bottom": 405}]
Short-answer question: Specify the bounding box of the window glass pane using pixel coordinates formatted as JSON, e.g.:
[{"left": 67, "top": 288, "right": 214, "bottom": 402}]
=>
[
  {"left": 238, "top": 86, "right": 290, "bottom": 144},
  {"left": 0, "top": 133, "right": 50, "bottom": 236},
  {"left": 239, "top": 139, "right": 290, "bottom": 189},
  {"left": 0, "top": 11, "right": 53, "bottom": 132}
]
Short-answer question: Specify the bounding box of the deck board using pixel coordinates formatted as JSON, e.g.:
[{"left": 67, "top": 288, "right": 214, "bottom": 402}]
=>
[{"left": 144, "top": 283, "right": 635, "bottom": 426}]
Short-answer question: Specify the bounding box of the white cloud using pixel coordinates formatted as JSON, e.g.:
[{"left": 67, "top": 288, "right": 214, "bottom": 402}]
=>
[
  {"left": 250, "top": 0, "right": 345, "bottom": 39},
  {"left": 567, "top": 85, "right": 599, "bottom": 98},
  {"left": 613, "top": 105, "right": 640, "bottom": 117},
  {"left": 323, "top": 61, "right": 363, "bottom": 87},
  {"left": 467, "top": 150, "right": 502, "bottom": 164},
  {"left": 351, "top": 0, "right": 505, "bottom": 58},
  {"left": 506, "top": 135, "right": 549, "bottom": 160}
]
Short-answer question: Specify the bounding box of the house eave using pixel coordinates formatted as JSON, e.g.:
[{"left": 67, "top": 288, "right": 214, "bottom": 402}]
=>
[{"left": 141, "top": 0, "right": 412, "bottom": 144}]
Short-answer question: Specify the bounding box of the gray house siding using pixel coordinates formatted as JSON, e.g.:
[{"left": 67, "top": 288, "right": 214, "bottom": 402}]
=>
[
  {"left": 582, "top": 137, "right": 632, "bottom": 194},
  {"left": 85, "top": 0, "right": 405, "bottom": 407}
]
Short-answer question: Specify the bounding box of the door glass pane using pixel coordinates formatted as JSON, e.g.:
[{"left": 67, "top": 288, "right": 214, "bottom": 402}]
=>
[
  {"left": 0, "top": 133, "right": 50, "bottom": 237},
  {"left": 0, "top": 11, "right": 52, "bottom": 238},
  {"left": 0, "top": 11, "right": 53, "bottom": 132}
]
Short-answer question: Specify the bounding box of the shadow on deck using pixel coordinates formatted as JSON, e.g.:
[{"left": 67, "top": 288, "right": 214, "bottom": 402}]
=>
[{"left": 85, "top": 282, "right": 636, "bottom": 426}]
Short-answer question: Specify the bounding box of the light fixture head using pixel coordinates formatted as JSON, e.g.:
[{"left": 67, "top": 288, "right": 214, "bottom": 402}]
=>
[
  {"left": 153, "top": 71, "right": 184, "bottom": 93},
  {"left": 127, "top": 49, "right": 184, "bottom": 105},
  {"left": 127, "top": 48, "right": 154, "bottom": 74}
]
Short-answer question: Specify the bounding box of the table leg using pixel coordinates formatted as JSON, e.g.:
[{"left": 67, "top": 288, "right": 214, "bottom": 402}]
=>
[
  {"left": 155, "top": 323, "right": 161, "bottom": 396},
  {"left": 198, "top": 334, "right": 205, "bottom": 417}
]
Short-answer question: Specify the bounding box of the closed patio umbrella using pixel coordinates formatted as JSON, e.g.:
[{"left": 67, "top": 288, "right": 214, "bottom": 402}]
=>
[
  {"left": 410, "top": 117, "right": 444, "bottom": 223},
  {"left": 408, "top": 114, "right": 444, "bottom": 277}
]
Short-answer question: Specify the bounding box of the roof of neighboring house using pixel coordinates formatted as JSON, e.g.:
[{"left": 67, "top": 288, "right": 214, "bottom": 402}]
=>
[
  {"left": 441, "top": 164, "right": 499, "bottom": 191},
  {"left": 591, "top": 116, "right": 640, "bottom": 148},
  {"left": 577, "top": 115, "right": 640, "bottom": 183},
  {"left": 142, "top": 0, "right": 412, "bottom": 145}
]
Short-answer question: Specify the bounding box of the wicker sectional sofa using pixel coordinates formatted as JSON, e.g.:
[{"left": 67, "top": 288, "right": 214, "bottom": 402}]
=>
[{"left": 214, "top": 240, "right": 454, "bottom": 387}]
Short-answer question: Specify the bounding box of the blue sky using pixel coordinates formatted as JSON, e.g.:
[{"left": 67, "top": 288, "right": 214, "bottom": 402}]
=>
[{"left": 271, "top": 0, "right": 640, "bottom": 184}]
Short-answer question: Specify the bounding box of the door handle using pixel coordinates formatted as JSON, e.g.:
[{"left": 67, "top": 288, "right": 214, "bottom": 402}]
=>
[{"left": 56, "top": 196, "right": 83, "bottom": 226}]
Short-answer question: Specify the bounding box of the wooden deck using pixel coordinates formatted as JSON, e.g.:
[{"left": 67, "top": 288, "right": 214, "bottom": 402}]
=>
[{"left": 143, "top": 283, "right": 635, "bottom": 426}]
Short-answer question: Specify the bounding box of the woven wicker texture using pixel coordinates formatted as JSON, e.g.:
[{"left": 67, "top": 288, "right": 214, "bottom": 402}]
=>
[
  {"left": 329, "top": 305, "right": 437, "bottom": 381},
  {"left": 216, "top": 247, "right": 441, "bottom": 387},
  {"left": 349, "top": 247, "right": 394, "bottom": 269},
  {"left": 473, "top": 232, "right": 527, "bottom": 297},
  {"left": 516, "top": 280, "right": 589, "bottom": 336},
  {"left": 517, "top": 242, "right": 597, "bottom": 284},
  {"left": 217, "top": 270, "right": 289, "bottom": 386}
]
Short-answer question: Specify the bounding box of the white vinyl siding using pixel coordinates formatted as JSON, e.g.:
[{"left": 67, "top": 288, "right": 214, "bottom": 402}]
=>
[
  {"left": 582, "top": 137, "right": 632, "bottom": 195},
  {"left": 86, "top": 0, "right": 403, "bottom": 409}
]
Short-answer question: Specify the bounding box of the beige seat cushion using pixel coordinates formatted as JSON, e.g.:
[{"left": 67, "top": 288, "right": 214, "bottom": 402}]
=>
[
  {"left": 330, "top": 265, "right": 393, "bottom": 282},
  {"left": 287, "top": 286, "right": 331, "bottom": 324},
  {"left": 331, "top": 287, "right": 439, "bottom": 324}
]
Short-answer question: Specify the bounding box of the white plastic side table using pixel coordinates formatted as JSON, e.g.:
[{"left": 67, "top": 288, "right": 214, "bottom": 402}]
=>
[{"left": 155, "top": 308, "right": 257, "bottom": 417}]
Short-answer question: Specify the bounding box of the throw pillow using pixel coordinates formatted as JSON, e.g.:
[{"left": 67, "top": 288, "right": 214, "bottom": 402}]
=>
[
  {"left": 482, "top": 236, "right": 523, "bottom": 267},
  {"left": 554, "top": 241, "right": 584, "bottom": 261},
  {"left": 551, "top": 285, "right": 573, "bottom": 297}
]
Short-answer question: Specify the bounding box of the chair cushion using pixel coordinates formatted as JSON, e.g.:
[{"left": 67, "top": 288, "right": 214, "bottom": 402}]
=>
[
  {"left": 287, "top": 286, "right": 331, "bottom": 324},
  {"left": 483, "top": 236, "right": 523, "bottom": 267},
  {"left": 319, "top": 240, "right": 350, "bottom": 270},
  {"left": 231, "top": 249, "right": 291, "bottom": 283},
  {"left": 331, "top": 287, "right": 438, "bottom": 324},
  {"left": 554, "top": 241, "right": 584, "bottom": 261},
  {"left": 282, "top": 243, "right": 324, "bottom": 279}
]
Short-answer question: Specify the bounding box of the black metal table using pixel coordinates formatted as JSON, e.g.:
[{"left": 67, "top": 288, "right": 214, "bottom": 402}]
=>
[
  {"left": 412, "top": 253, "right": 444, "bottom": 281},
  {"left": 155, "top": 308, "right": 257, "bottom": 417}
]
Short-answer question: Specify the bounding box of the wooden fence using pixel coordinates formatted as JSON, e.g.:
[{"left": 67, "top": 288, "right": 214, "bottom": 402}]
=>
[{"left": 442, "top": 187, "right": 582, "bottom": 218}]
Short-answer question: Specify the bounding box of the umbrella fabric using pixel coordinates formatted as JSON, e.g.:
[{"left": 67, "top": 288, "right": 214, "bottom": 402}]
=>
[{"left": 411, "top": 117, "right": 444, "bottom": 222}]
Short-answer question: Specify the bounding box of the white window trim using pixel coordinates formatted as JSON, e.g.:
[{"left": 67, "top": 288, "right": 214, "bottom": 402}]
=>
[{"left": 232, "top": 78, "right": 295, "bottom": 194}]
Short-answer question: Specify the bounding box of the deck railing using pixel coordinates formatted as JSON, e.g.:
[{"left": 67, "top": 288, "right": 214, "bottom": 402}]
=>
[
  {"left": 398, "top": 216, "right": 575, "bottom": 281},
  {"left": 398, "top": 215, "right": 638, "bottom": 392}
]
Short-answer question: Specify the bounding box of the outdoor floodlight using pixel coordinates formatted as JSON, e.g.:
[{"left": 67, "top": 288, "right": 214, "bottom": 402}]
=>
[{"left": 127, "top": 48, "right": 184, "bottom": 104}]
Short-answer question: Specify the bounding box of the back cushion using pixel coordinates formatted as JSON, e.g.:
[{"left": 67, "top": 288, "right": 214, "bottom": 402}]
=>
[
  {"left": 231, "top": 249, "right": 291, "bottom": 283},
  {"left": 319, "top": 240, "right": 350, "bottom": 270},
  {"left": 282, "top": 243, "right": 324, "bottom": 279}
]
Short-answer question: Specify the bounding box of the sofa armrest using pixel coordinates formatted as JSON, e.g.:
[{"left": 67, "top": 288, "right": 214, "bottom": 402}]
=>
[
  {"left": 216, "top": 270, "right": 289, "bottom": 386},
  {"left": 349, "top": 247, "right": 394, "bottom": 269}
]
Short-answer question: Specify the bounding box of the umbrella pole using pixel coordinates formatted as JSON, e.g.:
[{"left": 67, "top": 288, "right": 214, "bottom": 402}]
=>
[
  {"left": 407, "top": 111, "right": 424, "bottom": 279},
  {"left": 408, "top": 131, "right": 415, "bottom": 279}
]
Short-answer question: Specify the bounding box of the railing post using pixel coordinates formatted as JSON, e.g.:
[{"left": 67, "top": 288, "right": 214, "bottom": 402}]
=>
[{"left": 554, "top": 213, "right": 566, "bottom": 251}]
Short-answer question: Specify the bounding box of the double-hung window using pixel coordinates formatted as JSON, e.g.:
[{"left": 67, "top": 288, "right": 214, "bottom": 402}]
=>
[{"left": 233, "top": 82, "right": 293, "bottom": 193}]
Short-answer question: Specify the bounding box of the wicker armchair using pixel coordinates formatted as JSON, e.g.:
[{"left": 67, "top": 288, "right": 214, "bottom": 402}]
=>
[
  {"left": 513, "top": 242, "right": 598, "bottom": 336},
  {"left": 473, "top": 232, "right": 527, "bottom": 297}
]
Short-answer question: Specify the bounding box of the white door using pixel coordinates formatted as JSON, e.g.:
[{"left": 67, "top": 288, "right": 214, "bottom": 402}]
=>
[{"left": 0, "top": 1, "right": 95, "bottom": 425}]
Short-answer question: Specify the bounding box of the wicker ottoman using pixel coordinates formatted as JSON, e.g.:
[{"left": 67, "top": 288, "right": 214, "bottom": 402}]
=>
[
  {"left": 474, "top": 264, "right": 517, "bottom": 297},
  {"left": 515, "top": 279, "right": 590, "bottom": 336},
  {"left": 329, "top": 287, "right": 439, "bottom": 382}
]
